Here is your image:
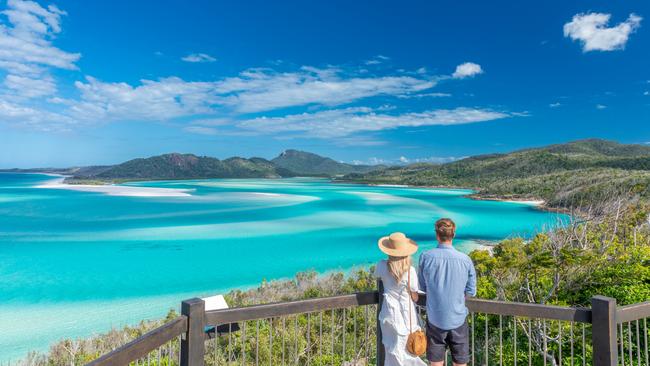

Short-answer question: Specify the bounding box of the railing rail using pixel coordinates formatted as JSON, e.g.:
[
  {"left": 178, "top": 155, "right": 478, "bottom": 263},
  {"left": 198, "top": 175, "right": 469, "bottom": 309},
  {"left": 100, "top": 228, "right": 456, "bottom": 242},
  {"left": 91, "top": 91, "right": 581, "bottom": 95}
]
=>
[
  {"left": 205, "top": 291, "right": 378, "bottom": 324},
  {"left": 617, "top": 301, "right": 650, "bottom": 324},
  {"left": 84, "top": 289, "right": 650, "bottom": 366},
  {"left": 87, "top": 315, "right": 187, "bottom": 366}
]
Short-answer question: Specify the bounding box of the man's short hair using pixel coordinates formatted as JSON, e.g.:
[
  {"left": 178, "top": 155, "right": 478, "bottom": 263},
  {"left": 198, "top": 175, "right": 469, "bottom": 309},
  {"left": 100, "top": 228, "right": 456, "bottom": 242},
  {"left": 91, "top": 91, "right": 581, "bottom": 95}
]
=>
[{"left": 435, "top": 218, "right": 456, "bottom": 242}]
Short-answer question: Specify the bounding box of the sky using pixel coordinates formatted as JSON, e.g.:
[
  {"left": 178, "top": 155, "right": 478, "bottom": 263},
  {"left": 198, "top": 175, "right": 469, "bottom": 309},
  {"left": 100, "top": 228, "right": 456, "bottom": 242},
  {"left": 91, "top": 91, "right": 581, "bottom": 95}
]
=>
[{"left": 0, "top": 0, "right": 648, "bottom": 168}]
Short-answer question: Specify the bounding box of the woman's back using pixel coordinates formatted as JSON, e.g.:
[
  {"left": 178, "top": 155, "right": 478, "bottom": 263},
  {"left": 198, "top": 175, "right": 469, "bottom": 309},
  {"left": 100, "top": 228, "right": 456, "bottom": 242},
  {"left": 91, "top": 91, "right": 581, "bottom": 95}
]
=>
[{"left": 375, "top": 260, "right": 419, "bottom": 301}]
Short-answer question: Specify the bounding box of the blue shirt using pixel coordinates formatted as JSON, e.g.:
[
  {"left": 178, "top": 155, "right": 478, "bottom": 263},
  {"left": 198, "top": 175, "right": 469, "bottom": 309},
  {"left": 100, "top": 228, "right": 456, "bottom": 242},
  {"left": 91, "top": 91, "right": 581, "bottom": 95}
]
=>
[{"left": 418, "top": 244, "right": 477, "bottom": 330}]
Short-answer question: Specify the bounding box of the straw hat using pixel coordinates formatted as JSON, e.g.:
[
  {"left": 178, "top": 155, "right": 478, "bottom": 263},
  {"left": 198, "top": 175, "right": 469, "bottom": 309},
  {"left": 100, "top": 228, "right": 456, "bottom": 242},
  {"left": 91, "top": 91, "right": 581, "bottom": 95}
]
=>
[{"left": 377, "top": 232, "right": 418, "bottom": 257}]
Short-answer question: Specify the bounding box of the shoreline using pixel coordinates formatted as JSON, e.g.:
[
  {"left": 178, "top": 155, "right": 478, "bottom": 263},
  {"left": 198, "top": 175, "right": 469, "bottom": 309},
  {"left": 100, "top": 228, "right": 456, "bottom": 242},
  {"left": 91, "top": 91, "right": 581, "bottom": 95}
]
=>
[
  {"left": 31, "top": 173, "right": 567, "bottom": 213},
  {"left": 34, "top": 175, "right": 193, "bottom": 197},
  {"left": 345, "top": 180, "right": 560, "bottom": 212}
]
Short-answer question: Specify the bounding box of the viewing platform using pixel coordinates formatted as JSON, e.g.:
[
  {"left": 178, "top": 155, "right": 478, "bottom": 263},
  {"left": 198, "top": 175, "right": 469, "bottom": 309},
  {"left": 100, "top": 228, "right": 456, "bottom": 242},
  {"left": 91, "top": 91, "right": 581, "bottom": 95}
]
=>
[{"left": 86, "top": 281, "right": 650, "bottom": 366}]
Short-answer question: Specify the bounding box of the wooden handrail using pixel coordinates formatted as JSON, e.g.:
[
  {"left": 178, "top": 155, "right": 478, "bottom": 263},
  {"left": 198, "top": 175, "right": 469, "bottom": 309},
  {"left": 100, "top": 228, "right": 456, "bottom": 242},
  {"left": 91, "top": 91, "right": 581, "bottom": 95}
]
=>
[
  {"left": 86, "top": 315, "right": 187, "bottom": 366},
  {"left": 616, "top": 300, "right": 650, "bottom": 323},
  {"left": 205, "top": 291, "right": 378, "bottom": 324},
  {"left": 205, "top": 290, "right": 592, "bottom": 325},
  {"left": 466, "top": 297, "right": 592, "bottom": 323}
]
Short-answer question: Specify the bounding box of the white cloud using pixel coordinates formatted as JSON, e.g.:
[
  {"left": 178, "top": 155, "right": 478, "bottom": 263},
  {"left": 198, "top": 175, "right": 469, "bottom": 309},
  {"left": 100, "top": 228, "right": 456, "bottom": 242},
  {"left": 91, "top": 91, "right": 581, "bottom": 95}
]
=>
[
  {"left": 212, "top": 67, "right": 437, "bottom": 113},
  {"left": 0, "top": 98, "right": 72, "bottom": 130},
  {"left": 181, "top": 53, "right": 217, "bottom": 63},
  {"left": 563, "top": 12, "right": 642, "bottom": 52},
  {"left": 644, "top": 91, "right": 649, "bottom": 96},
  {"left": 237, "top": 106, "right": 511, "bottom": 138},
  {"left": 4, "top": 74, "right": 56, "bottom": 98},
  {"left": 55, "top": 66, "right": 438, "bottom": 122},
  {"left": 0, "top": 0, "right": 80, "bottom": 75},
  {"left": 365, "top": 55, "right": 390, "bottom": 65},
  {"left": 398, "top": 92, "right": 451, "bottom": 99},
  {"left": 596, "top": 104, "right": 607, "bottom": 109},
  {"left": 549, "top": 102, "right": 562, "bottom": 108},
  {"left": 69, "top": 76, "right": 218, "bottom": 122},
  {"left": 452, "top": 62, "right": 483, "bottom": 79}
]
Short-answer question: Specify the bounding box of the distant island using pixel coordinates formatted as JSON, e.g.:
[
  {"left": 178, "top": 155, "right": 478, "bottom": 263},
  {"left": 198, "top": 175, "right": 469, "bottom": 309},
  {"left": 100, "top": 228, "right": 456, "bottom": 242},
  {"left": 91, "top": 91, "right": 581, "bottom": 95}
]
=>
[
  {"left": 4, "top": 139, "right": 650, "bottom": 209},
  {"left": 2, "top": 149, "right": 380, "bottom": 182},
  {"left": 343, "top": 139, "right": 650, "bottom": 209}
]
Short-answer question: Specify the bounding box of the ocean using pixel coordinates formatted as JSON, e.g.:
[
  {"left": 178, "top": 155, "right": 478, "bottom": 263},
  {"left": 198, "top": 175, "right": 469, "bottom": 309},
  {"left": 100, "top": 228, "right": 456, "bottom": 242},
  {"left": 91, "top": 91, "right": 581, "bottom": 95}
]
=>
[{"left": 0, "top": 173, "right": 566, "bottom": 360}]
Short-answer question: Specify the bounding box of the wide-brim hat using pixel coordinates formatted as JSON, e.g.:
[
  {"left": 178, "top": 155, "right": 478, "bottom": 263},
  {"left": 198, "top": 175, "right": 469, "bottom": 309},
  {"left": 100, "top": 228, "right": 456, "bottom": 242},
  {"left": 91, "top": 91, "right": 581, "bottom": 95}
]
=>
[{"left": 378, "top": 232, "right": 418, "bottom": 257}]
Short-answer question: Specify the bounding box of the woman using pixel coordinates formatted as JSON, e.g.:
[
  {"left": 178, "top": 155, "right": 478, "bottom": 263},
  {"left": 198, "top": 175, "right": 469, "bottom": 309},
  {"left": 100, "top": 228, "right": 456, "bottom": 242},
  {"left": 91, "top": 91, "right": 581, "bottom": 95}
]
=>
[{"left": 375, "top": 232, "right": 427, "bottom": 366}]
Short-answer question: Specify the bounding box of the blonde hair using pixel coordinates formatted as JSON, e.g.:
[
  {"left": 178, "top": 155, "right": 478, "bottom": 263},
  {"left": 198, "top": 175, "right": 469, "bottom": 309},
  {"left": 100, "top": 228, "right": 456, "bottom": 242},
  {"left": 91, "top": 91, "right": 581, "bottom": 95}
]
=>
[
  {"left": 435, "top": 218, "right": 456, "bottom": 242},
  {"left": 387, "top": 255, "right": 411, "bottom": 282}
]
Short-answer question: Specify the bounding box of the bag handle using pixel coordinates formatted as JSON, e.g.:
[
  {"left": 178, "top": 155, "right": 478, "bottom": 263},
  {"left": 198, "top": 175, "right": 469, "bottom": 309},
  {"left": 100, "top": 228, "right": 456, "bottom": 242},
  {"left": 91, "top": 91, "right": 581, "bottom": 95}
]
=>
[{"left": 407, "top": 268, "right": 412, "bottom": 334}]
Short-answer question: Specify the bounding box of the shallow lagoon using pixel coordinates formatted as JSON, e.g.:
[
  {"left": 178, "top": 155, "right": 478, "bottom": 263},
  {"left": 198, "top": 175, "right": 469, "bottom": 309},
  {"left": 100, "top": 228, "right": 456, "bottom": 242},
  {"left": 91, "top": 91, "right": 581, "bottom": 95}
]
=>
[{"left": 0, "top": 173, "right": 566, "bottom": 360}]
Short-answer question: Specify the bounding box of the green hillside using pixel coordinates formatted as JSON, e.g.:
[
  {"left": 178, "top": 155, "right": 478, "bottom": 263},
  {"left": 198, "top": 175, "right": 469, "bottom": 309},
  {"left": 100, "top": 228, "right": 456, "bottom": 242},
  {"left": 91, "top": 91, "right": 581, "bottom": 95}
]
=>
[
  {"left": 272, "top": 149, "right": 378, "bottom": 176},
  {"left": 65, "top": 150, "right": 379, "bottom": 182},
  {"left": 72, "top": 153, "right": 284, "bottom": 181},
  {"left": 343, "top": 139, "right": 650, "bottom": 208}
]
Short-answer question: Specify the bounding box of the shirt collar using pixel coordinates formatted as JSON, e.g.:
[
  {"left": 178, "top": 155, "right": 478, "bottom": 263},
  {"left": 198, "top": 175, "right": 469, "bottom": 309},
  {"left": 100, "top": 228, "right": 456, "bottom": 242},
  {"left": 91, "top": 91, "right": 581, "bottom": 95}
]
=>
[{"left": 437, "top": 243, "right": 454, "bottom": 249}]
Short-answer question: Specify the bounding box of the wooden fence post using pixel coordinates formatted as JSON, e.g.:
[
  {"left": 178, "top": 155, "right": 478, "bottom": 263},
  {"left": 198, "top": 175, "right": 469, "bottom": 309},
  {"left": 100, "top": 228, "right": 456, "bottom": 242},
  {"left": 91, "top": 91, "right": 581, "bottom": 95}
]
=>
[
  {"left": 376, "top": 280, "right": 385, "bottom": 366},
  {"left": 181, "top": 298, "right": 205, "bottom": 366},
  {"left": 591, "top": 296, "right": 618, "bottom": 366}
]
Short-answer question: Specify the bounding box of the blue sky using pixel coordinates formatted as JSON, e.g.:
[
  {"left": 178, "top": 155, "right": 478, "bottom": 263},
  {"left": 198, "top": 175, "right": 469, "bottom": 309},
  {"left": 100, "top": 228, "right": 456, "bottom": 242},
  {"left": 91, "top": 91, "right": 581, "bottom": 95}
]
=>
[{"left": 0, "top": 0, "right": 648, "bottom": 168}]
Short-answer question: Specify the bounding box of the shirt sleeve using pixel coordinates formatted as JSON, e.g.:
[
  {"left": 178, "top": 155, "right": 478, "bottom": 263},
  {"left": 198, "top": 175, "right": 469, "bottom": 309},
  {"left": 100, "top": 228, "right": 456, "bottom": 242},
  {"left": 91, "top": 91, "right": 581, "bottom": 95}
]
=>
[
  {"left": 408, "top": 266, "right": 419, "bottom": 292},
  {"left": 465, "top": 260, "right": 477, "bottom": 296},
  {"left": 417, "top": 255, "right": 426, "bottom": 292}
]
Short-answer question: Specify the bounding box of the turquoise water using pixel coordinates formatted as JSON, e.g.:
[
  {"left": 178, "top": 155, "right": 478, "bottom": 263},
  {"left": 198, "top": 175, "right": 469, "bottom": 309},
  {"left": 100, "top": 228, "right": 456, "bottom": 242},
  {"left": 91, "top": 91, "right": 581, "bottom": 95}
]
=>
[{"left": 0, "top": 173, "right": 566, "bottom": 360}]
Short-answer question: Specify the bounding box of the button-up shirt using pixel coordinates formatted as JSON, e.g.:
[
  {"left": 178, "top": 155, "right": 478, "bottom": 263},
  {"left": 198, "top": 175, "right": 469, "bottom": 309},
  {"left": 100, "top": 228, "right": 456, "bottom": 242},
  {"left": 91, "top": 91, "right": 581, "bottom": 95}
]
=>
[{"left": 418, "top": 244, "right": 477, "bottom": 330}]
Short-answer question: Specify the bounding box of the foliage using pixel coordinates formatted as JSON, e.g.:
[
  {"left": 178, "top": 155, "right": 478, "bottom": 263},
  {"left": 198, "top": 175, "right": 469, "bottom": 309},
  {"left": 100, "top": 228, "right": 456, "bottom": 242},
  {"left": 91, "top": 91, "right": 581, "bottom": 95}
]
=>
[{"left": 343, "top": 139, "right": 650, "bottom": 208}]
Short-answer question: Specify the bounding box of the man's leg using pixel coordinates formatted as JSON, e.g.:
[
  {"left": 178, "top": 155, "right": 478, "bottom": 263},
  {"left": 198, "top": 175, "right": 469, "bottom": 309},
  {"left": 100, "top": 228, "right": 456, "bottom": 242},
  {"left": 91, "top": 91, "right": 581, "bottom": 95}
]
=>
[
  {"left": 426, "top": 322, "right": 448, "bottom": 366},
  {"left": 448, "top": 321, "right": 470, "bottom": 366}
]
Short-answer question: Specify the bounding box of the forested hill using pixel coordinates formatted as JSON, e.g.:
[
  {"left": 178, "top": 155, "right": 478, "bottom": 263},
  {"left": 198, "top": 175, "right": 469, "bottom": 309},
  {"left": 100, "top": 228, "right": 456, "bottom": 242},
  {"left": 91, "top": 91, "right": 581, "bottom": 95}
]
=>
[
  {"left": 69, "top": 153, "right": 288, "bottom": 181},
  {"left": 343, "top": 139, "right": 650, "bottom": 208},
  {"left": 272, "top": 149, "right": 378, "bottom": 176},
  {"left": 61, "top": 150, "right": 377, "bottom": 182}
]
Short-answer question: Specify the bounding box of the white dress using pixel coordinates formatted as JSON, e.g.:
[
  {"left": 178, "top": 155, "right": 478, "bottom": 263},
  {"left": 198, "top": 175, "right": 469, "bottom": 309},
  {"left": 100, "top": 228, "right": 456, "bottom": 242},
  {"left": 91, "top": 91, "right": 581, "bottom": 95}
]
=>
[{"left": 375, "top": 260, "right": 427, "bottom": 366}]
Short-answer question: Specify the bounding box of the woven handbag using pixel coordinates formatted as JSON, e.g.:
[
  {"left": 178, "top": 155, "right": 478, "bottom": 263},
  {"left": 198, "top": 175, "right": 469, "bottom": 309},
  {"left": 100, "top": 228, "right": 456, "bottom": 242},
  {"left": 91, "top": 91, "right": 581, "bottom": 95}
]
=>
[{"left": 405, "top": 269, "right": 427, "bottom": 356}]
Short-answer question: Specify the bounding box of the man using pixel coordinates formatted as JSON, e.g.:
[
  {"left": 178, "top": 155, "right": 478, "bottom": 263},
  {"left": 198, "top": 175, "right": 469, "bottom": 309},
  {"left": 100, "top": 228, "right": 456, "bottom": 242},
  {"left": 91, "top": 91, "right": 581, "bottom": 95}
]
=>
[{"left": 418, "top": 218, "right": 476, "bottom": 366}]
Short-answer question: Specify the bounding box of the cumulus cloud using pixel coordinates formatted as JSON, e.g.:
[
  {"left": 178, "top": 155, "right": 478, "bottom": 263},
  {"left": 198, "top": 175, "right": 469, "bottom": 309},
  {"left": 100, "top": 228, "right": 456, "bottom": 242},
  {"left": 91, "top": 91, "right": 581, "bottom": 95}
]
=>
[
  {"left": 4, "top": 74, "right": 56, "bottom": 98},
  {"left": 549, "top": 102, "right": 562, "bottom": 108},
  {"left": 452, "top": 62, "right": 483, "bottom": 79},
  {"left": 563, "top": 12, "right": 642, "bottom": 52},
  {"left": 69, "top": 76, "right": 218, "bottom": 122},
  {"left": 596, "top": 104, "right": 607, "bottom": 109},
  {"left": 0, "top": 0, "right": 80, "bottom": 74},
  {"left": 0, "top": 98, "right": 72, "bottom": 130},
  {"left": 181, "top": 53, "right": 217, "bottom": 63},
  {"left": 236, "top": 106, "right": 510, "bottom": 138}
]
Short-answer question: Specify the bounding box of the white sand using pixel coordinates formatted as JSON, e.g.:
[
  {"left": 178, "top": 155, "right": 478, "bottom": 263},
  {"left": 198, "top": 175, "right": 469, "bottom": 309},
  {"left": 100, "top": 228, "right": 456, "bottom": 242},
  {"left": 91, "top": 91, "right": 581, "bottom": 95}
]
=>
[
  {"left": 504, "top": 199, "right": 545, "bottom": 206},
  {"left": 35, "top": 177, "right": 192, "bottom": 197}
]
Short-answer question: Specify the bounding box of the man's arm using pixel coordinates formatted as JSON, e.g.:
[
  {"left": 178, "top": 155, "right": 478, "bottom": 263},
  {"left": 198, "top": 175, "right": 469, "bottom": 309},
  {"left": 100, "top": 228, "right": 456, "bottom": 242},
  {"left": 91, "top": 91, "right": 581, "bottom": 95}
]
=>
[{"left": 465, "top": 261, "right": 477, "bottom": 297}]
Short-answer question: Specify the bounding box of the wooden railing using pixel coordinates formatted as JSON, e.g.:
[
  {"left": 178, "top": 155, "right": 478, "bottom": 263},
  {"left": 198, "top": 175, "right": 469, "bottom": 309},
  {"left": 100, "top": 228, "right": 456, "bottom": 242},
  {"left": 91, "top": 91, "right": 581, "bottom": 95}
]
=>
[{"left": 87, "top": 284, "right": 650, "bottom": 366}]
